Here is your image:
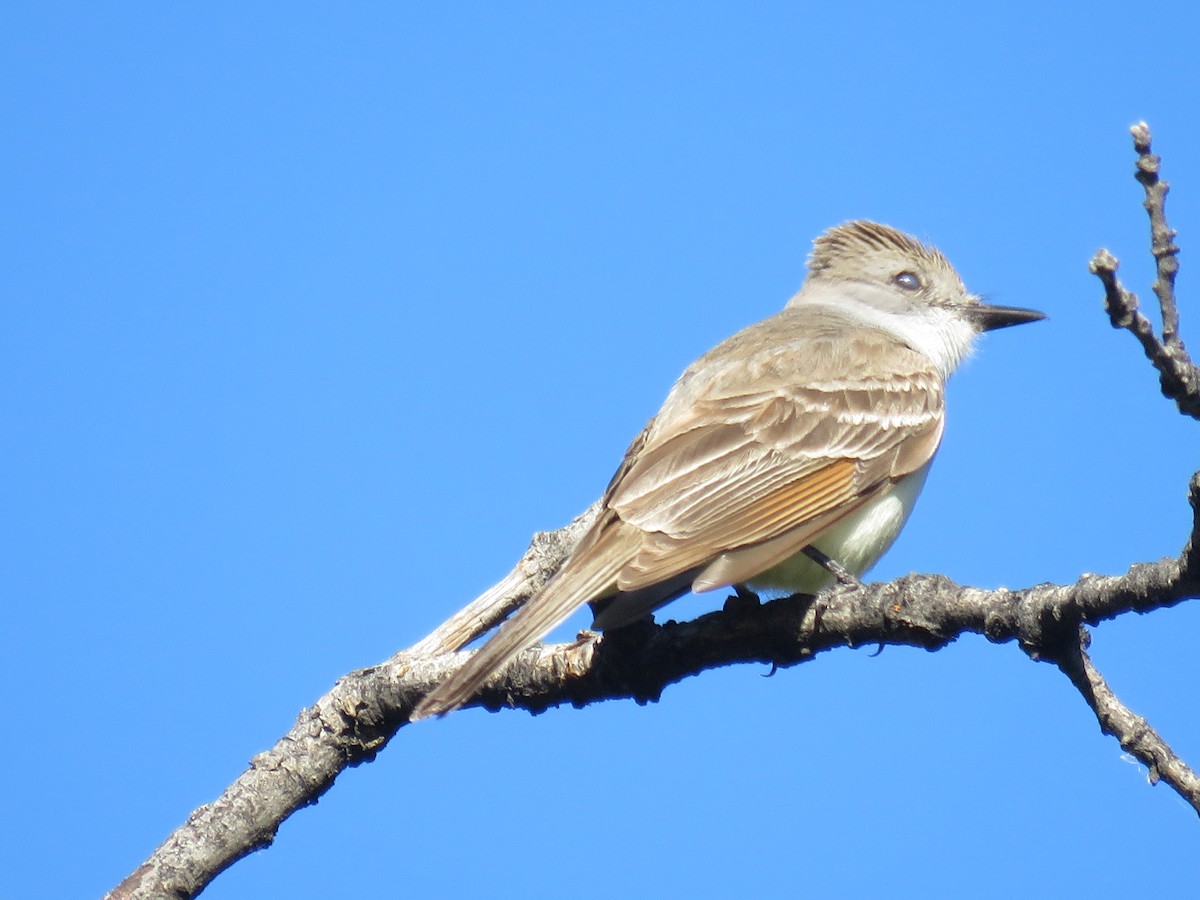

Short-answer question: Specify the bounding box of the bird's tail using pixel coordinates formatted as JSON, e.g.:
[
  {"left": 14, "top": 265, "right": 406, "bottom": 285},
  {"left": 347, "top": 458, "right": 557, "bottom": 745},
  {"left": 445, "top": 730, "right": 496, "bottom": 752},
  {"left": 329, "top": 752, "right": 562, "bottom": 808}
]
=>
[{"left": 411, "top": 524, "right": 635, "bottom": 719}]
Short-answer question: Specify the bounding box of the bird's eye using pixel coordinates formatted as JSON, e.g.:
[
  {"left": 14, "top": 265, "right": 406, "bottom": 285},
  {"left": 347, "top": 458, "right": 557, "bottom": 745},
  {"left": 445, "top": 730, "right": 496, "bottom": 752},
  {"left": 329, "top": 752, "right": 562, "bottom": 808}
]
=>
[{"left": 893, "top": 271, "right": 922, "bottom": 292}]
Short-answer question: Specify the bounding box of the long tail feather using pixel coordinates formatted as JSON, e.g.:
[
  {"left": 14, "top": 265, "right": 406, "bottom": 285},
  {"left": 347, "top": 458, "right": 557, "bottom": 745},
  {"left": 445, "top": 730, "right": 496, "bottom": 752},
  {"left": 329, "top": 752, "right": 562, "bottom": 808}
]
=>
[{"left": 412, "top": 526, "right": 635, "bottom": 719}]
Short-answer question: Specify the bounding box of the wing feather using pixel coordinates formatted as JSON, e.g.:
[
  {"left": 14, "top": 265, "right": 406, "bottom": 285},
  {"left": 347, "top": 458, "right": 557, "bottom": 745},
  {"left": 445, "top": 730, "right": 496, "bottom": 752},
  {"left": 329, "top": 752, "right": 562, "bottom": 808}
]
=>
[{"left": 608, "top": 309, "right": 945, "bottom": 592}]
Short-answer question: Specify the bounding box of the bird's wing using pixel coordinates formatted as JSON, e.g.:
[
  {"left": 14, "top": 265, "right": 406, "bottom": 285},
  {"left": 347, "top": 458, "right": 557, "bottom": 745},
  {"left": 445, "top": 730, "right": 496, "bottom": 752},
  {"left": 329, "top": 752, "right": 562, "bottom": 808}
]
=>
[{"left": 608, "top": 320, "right": 945, "bottom": 589}]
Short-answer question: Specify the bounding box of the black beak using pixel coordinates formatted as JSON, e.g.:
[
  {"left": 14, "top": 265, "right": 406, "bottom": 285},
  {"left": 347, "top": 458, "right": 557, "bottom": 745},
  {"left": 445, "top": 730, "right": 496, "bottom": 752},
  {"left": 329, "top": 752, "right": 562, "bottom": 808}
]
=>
[{"left": 968, "top": 303, "right": 1046, "bottom": 332}]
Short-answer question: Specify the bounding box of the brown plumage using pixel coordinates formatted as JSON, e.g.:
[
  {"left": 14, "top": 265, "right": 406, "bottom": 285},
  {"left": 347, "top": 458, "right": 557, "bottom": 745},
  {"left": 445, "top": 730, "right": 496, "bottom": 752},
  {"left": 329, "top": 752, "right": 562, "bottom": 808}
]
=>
[{"left": 412, "top": 220, "right": 1042, "bottom": 718}]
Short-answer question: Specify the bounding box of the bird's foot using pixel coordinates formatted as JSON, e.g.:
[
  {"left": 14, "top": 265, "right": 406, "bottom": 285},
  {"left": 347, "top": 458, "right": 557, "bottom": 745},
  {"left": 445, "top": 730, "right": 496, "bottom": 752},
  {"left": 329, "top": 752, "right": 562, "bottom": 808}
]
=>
[{"left": 801, "top": 546, "right": 863, "bottom": 587}]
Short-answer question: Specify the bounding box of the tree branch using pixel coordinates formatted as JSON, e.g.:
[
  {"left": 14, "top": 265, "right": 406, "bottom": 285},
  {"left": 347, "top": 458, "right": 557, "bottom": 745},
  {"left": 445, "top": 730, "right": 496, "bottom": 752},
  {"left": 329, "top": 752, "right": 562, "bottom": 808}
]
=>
[
  {"left": 1049, "top": 626, "right": 1200, "bottom": 814},
  {"left": 1089, "top": 122, "right": 1200, "bottom": 419},
  {"left": 108, "top": 519, "right": 1200, "bottom": 899}
]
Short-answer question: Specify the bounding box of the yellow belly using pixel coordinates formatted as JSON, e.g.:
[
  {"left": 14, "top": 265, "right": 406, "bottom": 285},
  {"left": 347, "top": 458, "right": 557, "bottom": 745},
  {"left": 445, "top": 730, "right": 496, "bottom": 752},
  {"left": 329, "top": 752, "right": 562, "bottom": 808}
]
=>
[{"left": 748, "top": 463, "right": 930, "bottom": 597}]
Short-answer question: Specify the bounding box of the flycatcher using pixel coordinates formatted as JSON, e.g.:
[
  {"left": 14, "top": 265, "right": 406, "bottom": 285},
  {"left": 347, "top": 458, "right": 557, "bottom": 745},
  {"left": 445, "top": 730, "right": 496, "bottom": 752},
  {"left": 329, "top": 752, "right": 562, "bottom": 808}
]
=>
[{"left": 414, "top": 221, "right": 1044, "bottom": 718}]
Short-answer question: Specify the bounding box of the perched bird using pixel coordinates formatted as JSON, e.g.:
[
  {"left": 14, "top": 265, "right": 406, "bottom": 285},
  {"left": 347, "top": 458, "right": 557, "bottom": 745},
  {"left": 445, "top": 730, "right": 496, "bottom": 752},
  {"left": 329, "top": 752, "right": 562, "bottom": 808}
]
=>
[{"left": 414, "top": 221, "right": 1043, "bottom": 718}]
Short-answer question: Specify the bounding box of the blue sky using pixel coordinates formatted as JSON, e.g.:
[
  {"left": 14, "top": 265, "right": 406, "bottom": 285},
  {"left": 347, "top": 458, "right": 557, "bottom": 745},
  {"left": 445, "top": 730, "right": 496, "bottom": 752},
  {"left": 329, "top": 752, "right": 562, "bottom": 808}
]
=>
[{"left": 5, "top": 4, "right": 1200, "bottom": 898}]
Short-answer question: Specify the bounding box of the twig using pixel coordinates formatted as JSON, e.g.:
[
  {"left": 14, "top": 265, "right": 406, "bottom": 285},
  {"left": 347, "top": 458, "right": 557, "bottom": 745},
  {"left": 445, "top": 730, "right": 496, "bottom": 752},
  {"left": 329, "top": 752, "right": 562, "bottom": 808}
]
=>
[
  {"left": 1132, "top": 122, "right": 1183, "bottom": 345},
  {"left": 1089, "top": 122, "right": 1200, "bottom": 419},
  {"left": 1050, "top": 627, "right": 1200, "bottom": 813}
]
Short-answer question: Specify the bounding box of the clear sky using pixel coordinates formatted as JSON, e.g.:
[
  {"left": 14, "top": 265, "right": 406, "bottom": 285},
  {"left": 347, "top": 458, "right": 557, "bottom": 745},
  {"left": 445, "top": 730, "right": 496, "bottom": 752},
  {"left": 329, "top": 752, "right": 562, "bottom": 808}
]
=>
[{"left": 5, "top": 4, "right": 1200, "bottom": 898}]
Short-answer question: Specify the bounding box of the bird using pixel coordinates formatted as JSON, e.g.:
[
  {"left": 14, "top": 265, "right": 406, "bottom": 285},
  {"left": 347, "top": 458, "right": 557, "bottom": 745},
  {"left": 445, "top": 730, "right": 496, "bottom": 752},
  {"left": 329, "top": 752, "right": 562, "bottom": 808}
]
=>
[{"left": 412, "top": 220, "right": 1044, "bottom": 719}]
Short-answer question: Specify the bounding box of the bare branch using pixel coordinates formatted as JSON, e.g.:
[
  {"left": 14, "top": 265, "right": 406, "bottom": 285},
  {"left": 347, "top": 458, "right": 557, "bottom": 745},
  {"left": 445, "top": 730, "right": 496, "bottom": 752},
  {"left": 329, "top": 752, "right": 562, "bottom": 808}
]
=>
[
  {"left": 1132, "top": 122, "right": 1183, "bottom": 345},
  {"left": 1048, "top": 627, "right": 1200, "bottom": 814},
  {"left": 430, "top": 560, "right": 1197, "bottom": 716},
  {"left": 1089, "top": 122, "right": 1200, "bottom": 419},
  {"left": 107, "top": 528, "right": 1200, "bottom": 899}
]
